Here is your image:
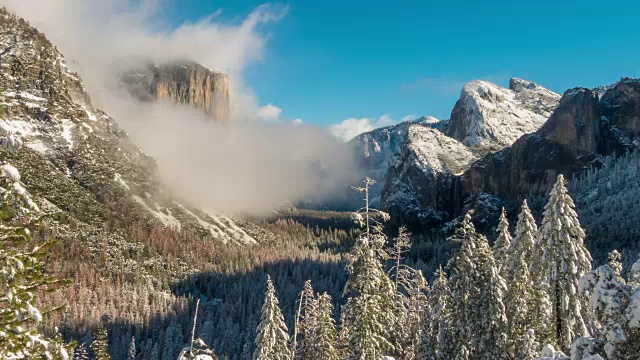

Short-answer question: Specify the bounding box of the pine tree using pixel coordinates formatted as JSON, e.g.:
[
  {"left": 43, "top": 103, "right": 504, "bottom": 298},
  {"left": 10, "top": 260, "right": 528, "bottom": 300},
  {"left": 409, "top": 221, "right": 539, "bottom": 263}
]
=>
[
  {"left": 129, "top": 336, "right": 136, "bottom": 360},
  {"left": 607, "top": 250, "right": 624, "bottom": 283},
  {"left": 296, "top": 280, "right": 317, "bottom": 360},
  {"left": 504, "top": 250, "right": 542, "bottom": 358},
  {"left": 444, "top": 212, "right": 508, "bottom": 359},
  {"left": 389, "top": 227, "right": 429, "bottom": 360},
  {"left": 493, "top": 207, "right": 512, "bottom": 274},
  {"left": 306, "top": 293, "right": 339, "bottom": 360},
  {"left": 579, "top": 263, "right": 635, "bottom": 359},
  {"left": 473, "top": 222, "right": 509, "bottom": 360},
  {"left": 74, "top": 343, "right": 90, "bottom": 360},
  {"left": 506, "top": 200, "right": 552, "bottom": 346},
  {"left": 629, "top": 254, "right": 640, "bottom": 289},
  {"left": 505, "top": 200, "right": 538, "bottom": 275},
  {"left": 443, "top": 213, "right": 477, "bottom": 360},
  {"left": 419, "top": 266, "right": 451, "bottom": 360},
  {"left": 533, "top": 175, "right": 592, "bottom": 352},
  {"left": 0, "top": 133, "right": 72, "bottom": 359},
  {"left": 342, "top": 178, "right": 396, "bottom": 360},
  {"left": 91, "top": 327, "right": 112, "bottom": 360},
  {"left": 253, "top": 275, "right": 291, "bottom": 360},
  {"left": 515, "top": 329, "right": 539, "bottom": 360}
]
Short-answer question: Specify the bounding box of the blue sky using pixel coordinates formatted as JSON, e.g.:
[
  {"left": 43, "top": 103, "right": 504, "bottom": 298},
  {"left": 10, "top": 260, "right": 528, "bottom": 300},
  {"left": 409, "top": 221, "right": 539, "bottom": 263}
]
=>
[{"left": 161, "top": 0, "right": 640, "bottom": 131}]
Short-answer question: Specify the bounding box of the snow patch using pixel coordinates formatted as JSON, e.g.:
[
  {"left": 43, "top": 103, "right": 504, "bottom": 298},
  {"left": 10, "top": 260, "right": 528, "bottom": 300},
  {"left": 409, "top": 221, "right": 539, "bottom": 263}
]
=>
[
  {"left": 61, "top": 119, "right": 74, "bottom": 150},
  {"left": 26, "top": 140, "right": 48, "bottom": 155},
  {"left": 0, "top": 119, "right": 40, "bottom": 136},
  {"left": 114, "top": 173, "right": 130, "bottom": 190},
  {"left": 132, "top": 195, "right": 181, "bottom": 231}
]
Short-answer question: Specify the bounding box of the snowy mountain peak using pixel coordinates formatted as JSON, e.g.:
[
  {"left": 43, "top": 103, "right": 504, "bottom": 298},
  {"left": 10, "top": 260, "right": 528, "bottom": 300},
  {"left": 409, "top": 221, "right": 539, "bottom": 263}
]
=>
[
  {"left": 417, "top": 116, "right": 440, "bottom": 124},
  {"left": 446, "top": 78, "right": 560, "bottom": 152}
]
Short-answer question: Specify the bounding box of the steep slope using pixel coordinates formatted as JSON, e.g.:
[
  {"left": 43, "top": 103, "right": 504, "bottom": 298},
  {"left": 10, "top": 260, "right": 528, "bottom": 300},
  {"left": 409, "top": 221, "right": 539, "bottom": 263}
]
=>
[
  {"left": 378, "top": 78, "right": 558, "bottom": 228},
  {"left": 121, "top": 62, "right": 230, "bottom": 121},
  {"left": 461, "top": 79, "right": 640, "bottom": 206},
  {"left": 381, "top": 124, "right": 477, "bottom": 227},
  {"left": 446, "top": 78, "right": 561, "bottom": 152},
  {"left": 346, "top": 116, "right": 446, "bottom": 207},
  {"left": 0, "top": 8, "right": 266, "bottom": 254}
]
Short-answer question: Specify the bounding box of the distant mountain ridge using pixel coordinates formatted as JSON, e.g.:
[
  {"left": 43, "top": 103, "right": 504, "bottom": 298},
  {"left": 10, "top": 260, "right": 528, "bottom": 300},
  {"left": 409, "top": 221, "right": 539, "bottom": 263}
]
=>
[
  {"left": 346, "top": 77, "right": 561, "bottom": 222},
  {"left": 376, "top": 77, "right": 640, "bottom": 230}
]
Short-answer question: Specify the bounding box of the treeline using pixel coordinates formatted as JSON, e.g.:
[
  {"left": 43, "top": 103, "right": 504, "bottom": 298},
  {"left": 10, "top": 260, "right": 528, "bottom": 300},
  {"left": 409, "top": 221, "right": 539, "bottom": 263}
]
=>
[{"left": 247, "top": 176, "right": 640, "bottom": 360}]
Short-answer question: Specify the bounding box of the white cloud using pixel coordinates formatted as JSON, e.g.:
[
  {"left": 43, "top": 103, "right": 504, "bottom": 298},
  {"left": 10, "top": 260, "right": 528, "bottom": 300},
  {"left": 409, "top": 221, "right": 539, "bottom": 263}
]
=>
[
  {"left": 401, "top": 114, "right": 417, "bottom": 122},
  {"left": 257, "top": 103, "right": 283, "bottom": 121},
  {"left": 329, "top": 114, "right": 409, "bottom": 142},
  {"left": 291, "top": 118, "right": 303, "bottom": 125}
]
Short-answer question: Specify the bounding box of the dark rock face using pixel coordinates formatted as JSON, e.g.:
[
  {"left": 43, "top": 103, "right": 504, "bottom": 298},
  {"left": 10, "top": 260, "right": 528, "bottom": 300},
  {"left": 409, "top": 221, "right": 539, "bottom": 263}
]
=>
[
  {"left": 121, "top": 62, "right": 230, "bottom": 121},
  {"left": 538, "top": 88, "right": 600, "bottom": 153},
  {"left": 381, "top": 78, "right": 640, "bottom": 229},
  {"left": 458, "top": 79, "right": 640, "bottom": 210},
  {"left": 460, "top": 134, "right": 595, "bottom": 204},
  {"left": 600, "top": 78, "right": 640, "bottom": 135}
]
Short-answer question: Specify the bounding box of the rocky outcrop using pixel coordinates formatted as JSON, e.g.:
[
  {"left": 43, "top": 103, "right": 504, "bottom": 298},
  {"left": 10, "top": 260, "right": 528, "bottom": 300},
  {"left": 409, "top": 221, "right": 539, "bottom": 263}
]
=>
[
  {"left": 122, "top": 62, "right": 230, "bottom": 121},
  {"left": 379, "top": 78, "right": 640, "bottom": 229},
  {"left": 459, "top": 80, "right": 640, "bottom": 208},
  {"left": 446, "top": 79, "right": 560, "bottom": 152},
  {"left": 345, "top": 116, "right": 447, "bottom": 209},
  {"left": 381, "top": 124, "right": 477, "bottom": 227}
]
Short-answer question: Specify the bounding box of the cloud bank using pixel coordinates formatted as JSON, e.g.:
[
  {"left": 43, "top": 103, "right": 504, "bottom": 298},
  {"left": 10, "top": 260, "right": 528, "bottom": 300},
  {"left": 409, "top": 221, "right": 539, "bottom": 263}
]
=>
[
  {"left": 330, "top": 114, "right": 417, "bottom": 142},
  {"left": 2, "top": 0, "right": 358, "bottom": 215}
]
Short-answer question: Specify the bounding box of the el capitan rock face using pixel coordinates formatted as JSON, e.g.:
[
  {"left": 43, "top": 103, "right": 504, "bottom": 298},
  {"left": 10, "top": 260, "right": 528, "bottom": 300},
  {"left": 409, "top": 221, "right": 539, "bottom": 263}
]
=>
[{"left": 122, "top": 62, "right": 230, "bottom": 121}]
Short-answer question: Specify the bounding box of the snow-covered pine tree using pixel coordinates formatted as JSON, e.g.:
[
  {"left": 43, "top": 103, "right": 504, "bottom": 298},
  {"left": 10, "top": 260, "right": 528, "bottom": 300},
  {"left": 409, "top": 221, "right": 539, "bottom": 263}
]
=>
[
  {"left": 473, "top": 219, "right": 509, "bottom": 360},
  {"left": 92, "top": 327, "right": 112, "bottom": 360},
  {"left": 506, "top": 200, "right": 537, "bottom": 274},
  {"left": 444, "top": 212, "right": 508, "bottom": 359},
  {"left": 342, "top": 178, "right": 396, "bottom": 360},
  {"left": 0, "top": 132, "right": 72, "bottom": 359},
  {"left": 295, "top": 280, "right": 318, "bottom": 360},
  {"left": 388, "top": 226, "right": 429, "bottom": 360},
  {"left": 504, "top": 250, "right": 541, "bottom": 359},
  {"left": 442, "top": 213, "right": 477, "bottom": 360},
  {"left": 516, "top": 329, "right": 539, "bottom": 360},
  {"left": 533, "top": 175, "right": 592, "bottom": 352},
  {"left": 419, "top": 265, "right": 451, "bottom": 360},
  {"left": 306, "top": 293, "right": 339, "bottom": 360},
  {"left": 629, "top": 254, "right": 640, "bottom": 290},
  {"left": 607, "top": 250, "right": 624, "bottom": 283},
  {"left": 506, "top": 200, "right": 552, "bottom": 347},
  {"left": 577, "top": 252, "right": 640, "bottom": 360},
  {"left": 493, "top": 207, "right": 512, "bottom": 274},
  {"left": 394, "top": 268, "right": 429, "bottom": 360},
  {"left": 253, "top": 275, "right": 291, "bottom": 360},
  {"left": 129, "top": 336, "right": 136, "bottom": 360},
  {"left": 75, "top": 343, "right": 90, "bottom": 360}
]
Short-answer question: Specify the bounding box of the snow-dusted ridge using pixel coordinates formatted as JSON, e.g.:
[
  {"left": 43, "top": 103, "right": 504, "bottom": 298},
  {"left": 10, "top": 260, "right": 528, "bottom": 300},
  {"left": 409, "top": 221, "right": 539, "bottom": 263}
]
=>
[
  {"left": 0, "top": 8, "right": 266, "bottom": 246},
  {"left": 446, "top": 79, "right": 560, "bottom": 152}
]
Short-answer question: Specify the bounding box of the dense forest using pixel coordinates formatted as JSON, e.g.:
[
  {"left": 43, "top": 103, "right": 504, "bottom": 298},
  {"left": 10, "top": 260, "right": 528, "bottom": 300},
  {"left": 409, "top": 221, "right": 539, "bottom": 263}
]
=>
[{"left": 3, "top": 127, "right": 640, "bottom": 359}]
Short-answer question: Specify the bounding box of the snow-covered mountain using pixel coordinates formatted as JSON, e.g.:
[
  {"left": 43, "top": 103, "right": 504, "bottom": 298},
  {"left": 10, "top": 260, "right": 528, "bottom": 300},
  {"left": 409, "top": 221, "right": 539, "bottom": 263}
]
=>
[
  {"left": 381, "top": 123, "right": 477, "bottom": 227},
  {"left": 446, "top": 78, "right": 561, "bottom": 152},
  {"left": 0, "top": 8, "right": 268, "bottom": 255},
  {"left": 346, "top": 78, "right": 559, "bottom": 227},
  {"left": 347, "top": 116, "right": 446, "bottom": 207}
]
